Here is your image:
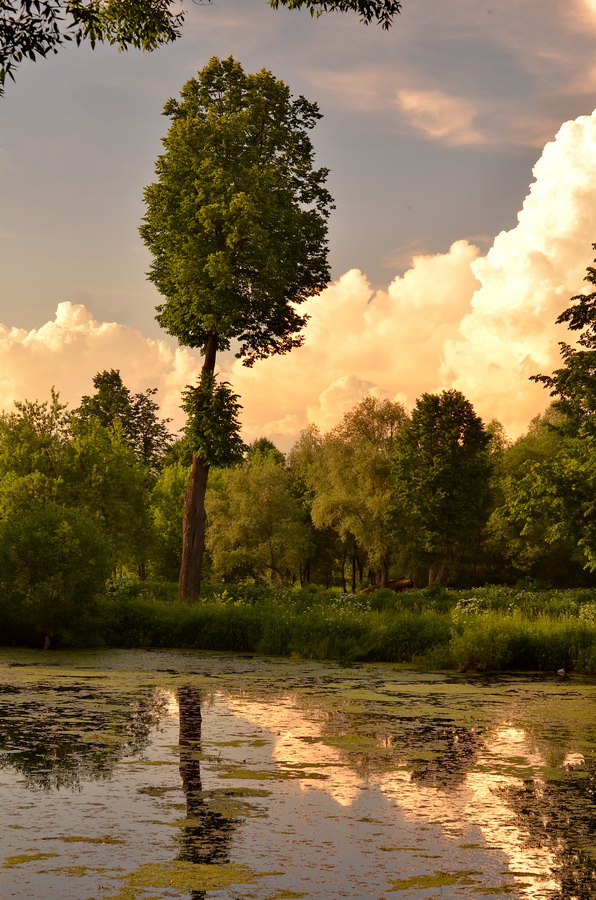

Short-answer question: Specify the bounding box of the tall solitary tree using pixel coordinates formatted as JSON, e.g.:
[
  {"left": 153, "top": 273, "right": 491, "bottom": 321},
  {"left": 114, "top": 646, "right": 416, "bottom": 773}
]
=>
[{"left": 140, "top": 56, "right": 333, "bottom": 599}]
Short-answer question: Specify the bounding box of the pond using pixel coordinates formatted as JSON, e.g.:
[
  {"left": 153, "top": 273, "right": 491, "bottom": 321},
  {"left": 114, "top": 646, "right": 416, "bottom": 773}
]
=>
[{"left": 1, "top": 648, "right": 596, "bottom": 899}]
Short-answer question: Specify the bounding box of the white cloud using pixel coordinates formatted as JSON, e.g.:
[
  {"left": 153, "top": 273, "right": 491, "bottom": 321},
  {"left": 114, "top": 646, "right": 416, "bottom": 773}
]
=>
[
  {"left": 441, "top": 109, "right": 596, "bottom": 435},
  {"left": 0, "top": 302, "right": 201, "bottom": 431},
  {"left": 222, "top": 242, "right": 481, "bottom": 446}
]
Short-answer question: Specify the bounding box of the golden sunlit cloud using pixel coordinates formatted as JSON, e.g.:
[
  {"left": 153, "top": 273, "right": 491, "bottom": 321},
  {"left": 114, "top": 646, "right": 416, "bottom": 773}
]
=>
[
  {"left": 442, "top": 109, "right": 596, "bottom": 434},
  {"left": 0, "top": 302, "right": 200, "bottom": 431}
]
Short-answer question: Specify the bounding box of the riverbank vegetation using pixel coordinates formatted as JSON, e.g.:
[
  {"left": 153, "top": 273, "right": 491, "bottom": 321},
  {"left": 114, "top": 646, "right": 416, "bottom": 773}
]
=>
[{"left": 4, "top": 579, "right": 596, "bottom": 673}]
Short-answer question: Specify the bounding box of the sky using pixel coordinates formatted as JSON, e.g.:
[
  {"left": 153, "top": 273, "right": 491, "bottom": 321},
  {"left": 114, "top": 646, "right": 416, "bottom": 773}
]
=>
[{"left": 2, "top": 0, "right": 596, "bottom": 446}]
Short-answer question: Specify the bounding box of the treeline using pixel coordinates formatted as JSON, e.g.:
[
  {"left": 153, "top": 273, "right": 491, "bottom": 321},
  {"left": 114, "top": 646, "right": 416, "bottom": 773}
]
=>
[
  {"left": 2, "top": 370, "right": 596, "bottom": 619},
  {"left": 4, "top": 237, "right": 596, "bottom": 649},
  {"left": 2, "top": 367, "right": 596, "bottom": 651},
  {"left": 201, "top": 397, "right": 596, "bottom": 592}
]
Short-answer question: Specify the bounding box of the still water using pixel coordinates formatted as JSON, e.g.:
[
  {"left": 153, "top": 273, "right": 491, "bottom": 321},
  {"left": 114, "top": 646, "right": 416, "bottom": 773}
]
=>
[{"left": 1, "top": 648, "right": 596, "bottom": 899}]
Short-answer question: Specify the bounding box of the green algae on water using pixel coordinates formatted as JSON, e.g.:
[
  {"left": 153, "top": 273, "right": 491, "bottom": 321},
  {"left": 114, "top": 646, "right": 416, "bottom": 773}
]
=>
[
  {"left": 102, "top": 860, "right": 274, "bottom": 898},
  {"left": 388, "top": 870, "right": 482, "bottom": 890},
  {"left": 3, "top": 852, "right": 60, "bottom": 867}
]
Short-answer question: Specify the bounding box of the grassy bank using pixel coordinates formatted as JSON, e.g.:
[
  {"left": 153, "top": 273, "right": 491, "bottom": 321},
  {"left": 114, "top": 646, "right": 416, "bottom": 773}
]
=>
[{"left": 4, "top": 581, "right": 596, "bottom": 673}]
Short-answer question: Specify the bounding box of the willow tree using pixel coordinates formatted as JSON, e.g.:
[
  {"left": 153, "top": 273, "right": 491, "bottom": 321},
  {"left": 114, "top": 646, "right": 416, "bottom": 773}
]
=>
[{"left": 140, "top": 56, "right": 332, "bottom": 599}]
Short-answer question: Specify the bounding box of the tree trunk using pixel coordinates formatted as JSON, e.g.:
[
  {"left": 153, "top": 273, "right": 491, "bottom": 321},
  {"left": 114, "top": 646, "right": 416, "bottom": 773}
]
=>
[
  {"left": 178, "top": 333, "right": 218, "bottom": 601},
  {"left": 380, "top": 554, "right": 390, "bottom": 588},
  {"left": 351, "top": 554, "right": 357, "bottom": 593},
  {"left": 341, "top": 550, "right": 347, "bottom": 593},
  {"left": 428, "top": 554, "right": 448, "bottom": 585},
  {"left": 178, "top": 453, "right": 210, "bottom": 600}
]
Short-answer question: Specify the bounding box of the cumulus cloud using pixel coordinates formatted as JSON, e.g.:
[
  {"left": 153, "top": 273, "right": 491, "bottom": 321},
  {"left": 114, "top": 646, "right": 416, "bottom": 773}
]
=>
[
  {"left": 222, "top": 108, "right": 596, "bottom": 445},
  {"left": 0, "top": 302, "right": 201, "bottom": 431},
  {"left": 441, "top": 110, "right": 596, "bottom": 435},
  {"left": 222, "top": 241, "right": 481, "bottom": 445},
  {"left": 2, "top": 109, "right": 596, "bottom": 449},
  {"left": 396, "top": 90, "right": 485, "bottom": 146}
]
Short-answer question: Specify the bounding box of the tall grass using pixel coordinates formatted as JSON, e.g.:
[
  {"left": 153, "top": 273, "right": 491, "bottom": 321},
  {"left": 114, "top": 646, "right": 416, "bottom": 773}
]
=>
[{"left": 5, "top": 580, "right": 596, "bottom": 672}]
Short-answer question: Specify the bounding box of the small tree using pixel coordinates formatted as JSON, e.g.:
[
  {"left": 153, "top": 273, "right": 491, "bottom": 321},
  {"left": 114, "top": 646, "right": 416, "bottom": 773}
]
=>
[
  {"left": 391, "top": 390, "right": 493, "bottom": 585},
  {"left": 206, "top": 453, "right": 311, "bottom": 583},
  {"left": 0, "top": 501, "right": 111, "bottom": 647},
  {"left": 140, "top": 56, "right": 333, "bottom": 599},
  {"left": 75, "top": 369, "right": 172, "bottom": 474}
]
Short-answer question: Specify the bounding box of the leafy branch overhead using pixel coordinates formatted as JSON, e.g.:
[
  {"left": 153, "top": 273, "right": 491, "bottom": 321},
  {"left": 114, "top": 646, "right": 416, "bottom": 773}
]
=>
[
  {"left": 0, "top": 0, "right": 401, "bottom": 94},
  {"left": 0, "top": 0, "right": 183, "bottom": 91}
]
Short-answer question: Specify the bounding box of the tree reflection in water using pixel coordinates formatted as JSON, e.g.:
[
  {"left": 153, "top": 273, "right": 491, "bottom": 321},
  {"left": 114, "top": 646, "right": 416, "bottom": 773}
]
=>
[
  {"left": 407, "top": 724, "right": 484, "bottom": 789},
  {"left": 502, "top": 765, "right": 596, "bottom": 899},
  {"left": 176, "top": 685, "right": 236, "bottom": 900},
  {"left": 0, "top": 680, "right": 167, "bottom": 790}
]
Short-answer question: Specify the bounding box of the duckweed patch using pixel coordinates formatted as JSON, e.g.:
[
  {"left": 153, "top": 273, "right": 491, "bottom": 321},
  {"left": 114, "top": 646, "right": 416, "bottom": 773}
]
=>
[
  {"left": 103, "top": 860, "right": 271, "bottom": 897},
  {"left": 3, "top": 852, "right": 60, "bottom": 867},
  {"left": 218, "top": 764, "right": 330, "bottom": 781},
  {"left": 388, "top": 870, "right": 482, "bottom": 890},
  {"left": 43, "top": 834, "right": 126, "bottom": 844},
  {"left": 267, "top": 892, "right": 308, "bottom": 899}
]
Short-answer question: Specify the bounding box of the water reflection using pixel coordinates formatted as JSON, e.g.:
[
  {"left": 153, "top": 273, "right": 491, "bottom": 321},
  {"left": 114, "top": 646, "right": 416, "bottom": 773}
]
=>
[
  {"left": 222, "top": 692, "right": 596, "bottom": 898},
  {"left": 1, "top": 656, "right": 596, "bottom": 899},
  {"left": 176, "top": 685, "right": 236, "bottom": 899},
  {"left": 0, "top": 678, "right": 167, "bottom": 790}
]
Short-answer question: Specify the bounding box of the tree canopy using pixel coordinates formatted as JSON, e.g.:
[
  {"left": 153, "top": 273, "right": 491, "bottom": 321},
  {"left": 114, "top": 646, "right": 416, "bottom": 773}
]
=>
[
  {"left": 301, "top": 396, "right": 408, "bottom": 586},
  {"left": 141, "top": 55, "right": 333, "bottom": 365},
  {"left": 1, "top": 0, "right": 401, "bottom": 95},
  {"left": 75, "top": 369, "right": 173, "bottom": 474},
  {"left": 390, "top": 390, "right": 493, "bottom": 584}
]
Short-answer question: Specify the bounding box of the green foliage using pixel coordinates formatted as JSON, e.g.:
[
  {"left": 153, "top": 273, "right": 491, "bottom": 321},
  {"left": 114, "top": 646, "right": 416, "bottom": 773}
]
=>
[
  {"left": 269, "top": 0, "right": 401, "bottom": 28},
  {"left": 206, "top": 454, "right": 312, "bottom": 582},
  {"left": 150, "top": 461, "right": 189, "bottom": 580},
  {"left": 245, "top": 437, "right": 286, "bottom": 467},
  {"left": 391, "top": 390, "right": 493, "bottom": 583},
  {"left": 504, "top": 431, "right": 596, "bottom": 573},
  {"left": 0, "top": 0, "right": 184, "bottom": 93},
  {"left": 63, "top": 419, "right": 154, "bottom": 571},
  {"left": 372, "top": 610, "right": 451, "bottom": 662},
  {"left": 0, "top": 390, "right": 69, "bottom": 479},
  {"left": 75, "top": 369, "right": 172, "bottom": 474},
  {"left": 0, "top": 502, "right": 111, "bottom": 644},
  {"left": 297, "top": 397, "right": 408, "bottom": 584},
  {"left": 0, "top": 389, "right": 157, "bottom": 581},
  {"left": 1, "top": 1, "right": 401, "bottom": 95},
  {"left": 140, "top": 55, "right": 332, "bottom": 365},
  {"left": 486, "top": 408, "right": 580, "bottom": 582},
  {"left": 181, "top": 374, "right": 245, "bottom": 467}
]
